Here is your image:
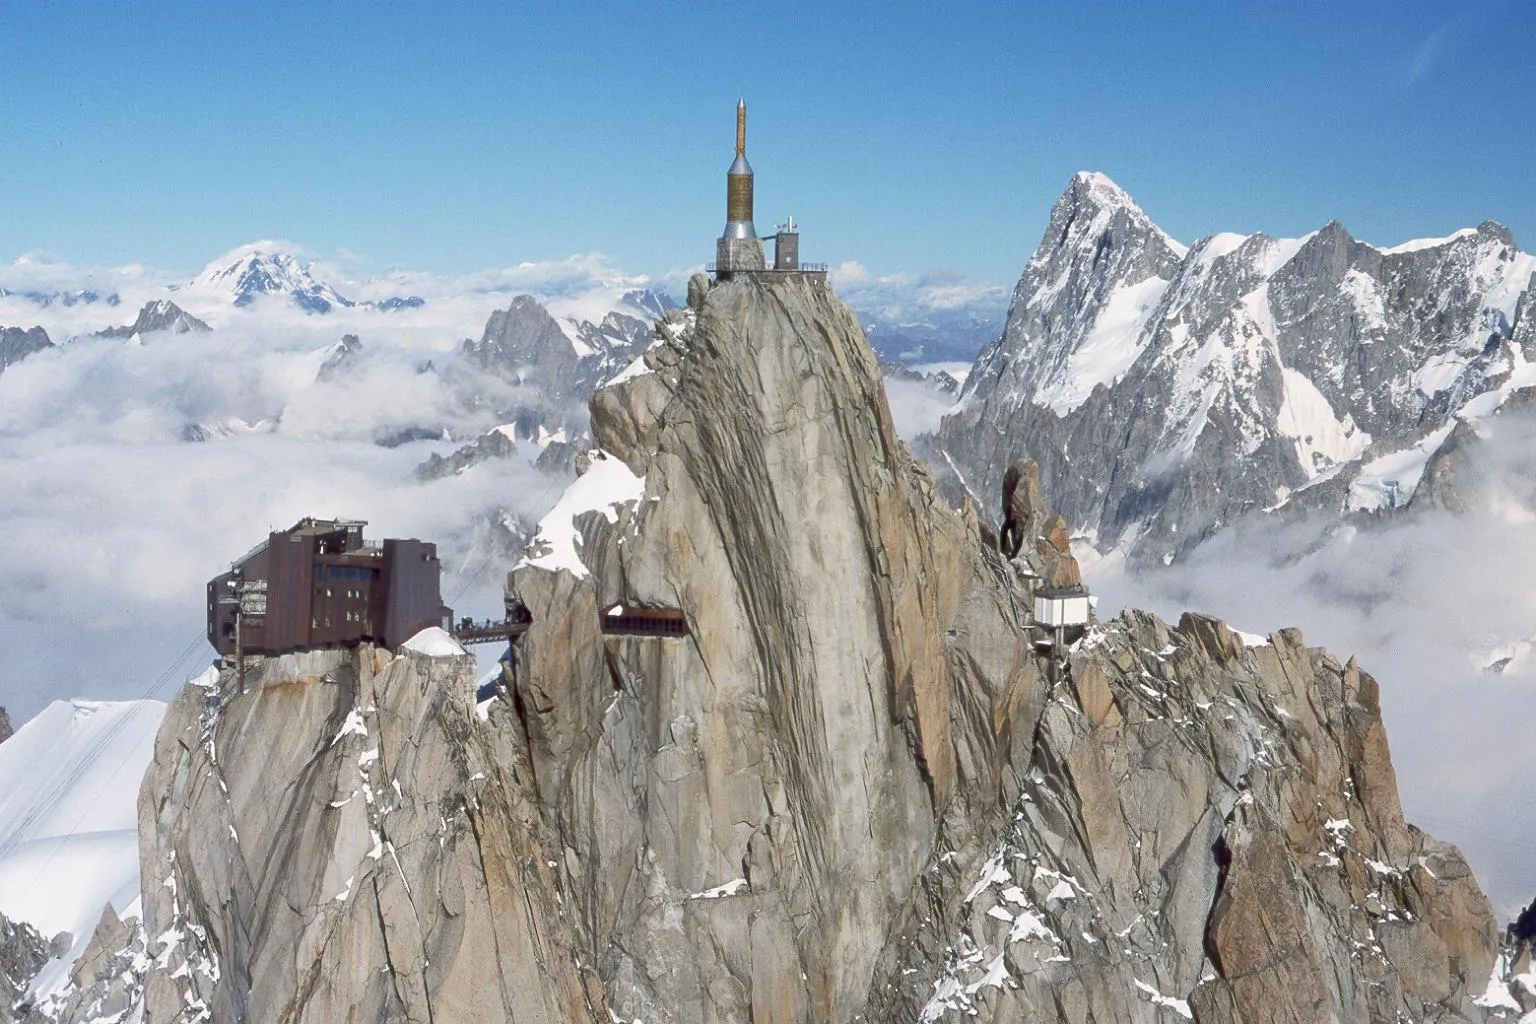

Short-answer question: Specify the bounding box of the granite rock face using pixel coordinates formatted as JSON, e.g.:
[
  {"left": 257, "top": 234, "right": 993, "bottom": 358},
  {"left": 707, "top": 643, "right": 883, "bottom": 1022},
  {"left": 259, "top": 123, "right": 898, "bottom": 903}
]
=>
[
  {"left": 0, "top": 707, "right": 11, "bottom": 745},
  {"left": 45, "top": 271, "right": 1517, "bottom": 1021},
  {"left": 932, "top": 172, "right": 1536, "bottom": 564},
  {"left": 113, "top": 647, "right": 593, "bottom": 1023},
  {"left": 504, "top": 271, "right": 1504, "bottom": 1021}
]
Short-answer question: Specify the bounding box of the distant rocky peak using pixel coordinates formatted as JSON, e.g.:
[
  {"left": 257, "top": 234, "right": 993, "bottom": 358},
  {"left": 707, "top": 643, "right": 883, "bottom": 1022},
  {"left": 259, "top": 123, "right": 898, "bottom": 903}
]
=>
[
  {"left": 0, "top": 325, "right": 53, "bottom": 372},
  {"left": 619, "top": 288, "right": 678, "bottom": 320},
  {"left": 95, "top": 300, "right": 211, "bottom": 340},
  {"left": 1027, "top": 171, "right": 1187, "bottom": 288},
  {"left": 316, "top": 333, "right": 364, "bottom": 383}
]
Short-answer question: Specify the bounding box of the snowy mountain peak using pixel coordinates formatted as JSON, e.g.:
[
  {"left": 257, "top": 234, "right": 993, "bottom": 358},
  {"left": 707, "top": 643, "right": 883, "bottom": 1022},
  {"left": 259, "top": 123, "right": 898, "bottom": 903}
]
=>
[
  {"left": 940, "top": 174, "right": 1536, "bottom": 566},
  {"left": 191, "top": 244, "right": 354, "bottom": 314},
  {"left": 1046, "top": 171, "right": 1188, "bottom": 262},
  {"left": 1068, "top": 170, "right": 1140, "bottom": 211}
]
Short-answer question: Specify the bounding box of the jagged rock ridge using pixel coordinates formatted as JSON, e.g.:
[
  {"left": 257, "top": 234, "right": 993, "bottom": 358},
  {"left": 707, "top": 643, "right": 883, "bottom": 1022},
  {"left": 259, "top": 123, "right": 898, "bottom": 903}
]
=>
[
  {"left": 462, "top": 293, "right": 656, "bottom": 403},
  {"left": 1, "top": 912, "right": 50, "bottom": 1016},
  {"left": 40, "top": 272, "right": 1521, "bottom": 1022},
  {"left": 932, "top": 171, "right": 1536, "bottom": 564},
  {"left": 0, "top": 327, "right": 53, "bottom": 374}
]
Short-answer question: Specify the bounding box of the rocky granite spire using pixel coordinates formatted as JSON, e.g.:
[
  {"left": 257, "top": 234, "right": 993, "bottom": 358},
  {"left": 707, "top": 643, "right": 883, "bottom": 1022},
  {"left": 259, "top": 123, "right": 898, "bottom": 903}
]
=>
[{"left": 38, "top": 270, "right": 1517, "bottom": 1022}]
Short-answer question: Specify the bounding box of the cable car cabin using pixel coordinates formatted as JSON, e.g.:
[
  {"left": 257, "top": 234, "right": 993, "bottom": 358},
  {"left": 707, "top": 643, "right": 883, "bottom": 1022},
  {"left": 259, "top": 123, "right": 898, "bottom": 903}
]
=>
[
  {"left": 1033, "top": 585, "right": 1093, "bottom": 653},
  {"left": 1033, "top": 587, "right": 1092, "bottom": 629},
  {"left": 207, "top": 517, "right": 452, "bottom": 657},
  {"left": 601, "top": 604, "right": 689, "bottom": 637}
]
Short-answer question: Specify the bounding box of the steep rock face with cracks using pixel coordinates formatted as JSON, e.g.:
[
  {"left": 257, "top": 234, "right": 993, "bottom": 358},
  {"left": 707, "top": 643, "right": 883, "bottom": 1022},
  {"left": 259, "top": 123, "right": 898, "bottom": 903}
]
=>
[
  {"left": 104, "top": 648, "right": 591, "bottom": 1023},
  {"left": 43, "top": 271, "right": 1520, "bottom": 1021}
]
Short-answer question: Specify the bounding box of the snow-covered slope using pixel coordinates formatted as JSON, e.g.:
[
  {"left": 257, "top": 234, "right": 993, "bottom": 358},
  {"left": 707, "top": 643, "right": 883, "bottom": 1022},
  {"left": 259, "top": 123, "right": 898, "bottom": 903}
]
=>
[
  {"left": 0, "top": 698, "right": 166, "bottom": 1000},
  {"left": 935, "top": 171, "right": 1536, "bottom": 565}
]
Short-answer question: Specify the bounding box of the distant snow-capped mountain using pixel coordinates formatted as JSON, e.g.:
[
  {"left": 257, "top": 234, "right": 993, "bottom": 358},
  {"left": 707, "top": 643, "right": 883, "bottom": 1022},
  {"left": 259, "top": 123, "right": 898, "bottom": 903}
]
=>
[
  {"left": 932, "top": 170, "right": 1536, "bottom": 564},
  {"left": 188, "top": 244, "right": 358, "bottom": 314}
]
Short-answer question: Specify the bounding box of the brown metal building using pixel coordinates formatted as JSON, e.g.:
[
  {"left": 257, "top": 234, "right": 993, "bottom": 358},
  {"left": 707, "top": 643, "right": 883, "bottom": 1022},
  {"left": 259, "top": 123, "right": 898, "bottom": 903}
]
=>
[{"left": 207, "top": 518, "right": 451, "bottom": 656}]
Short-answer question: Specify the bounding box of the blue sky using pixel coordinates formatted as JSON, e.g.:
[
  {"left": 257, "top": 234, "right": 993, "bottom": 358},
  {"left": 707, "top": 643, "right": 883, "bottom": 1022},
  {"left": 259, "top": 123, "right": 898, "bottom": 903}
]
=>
[{"left": 2, "top": 2, "right": 1532, "bottom": 288}]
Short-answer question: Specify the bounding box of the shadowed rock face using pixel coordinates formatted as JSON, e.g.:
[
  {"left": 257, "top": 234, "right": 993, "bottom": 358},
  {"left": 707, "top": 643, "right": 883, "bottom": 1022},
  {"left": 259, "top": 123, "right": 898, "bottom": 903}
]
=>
[
  {"left": 0, "top": 707, "right": 11, "bottom": 745},
  {"left": 44, "top": 270, "right": 1512, "bottom": 1022}
]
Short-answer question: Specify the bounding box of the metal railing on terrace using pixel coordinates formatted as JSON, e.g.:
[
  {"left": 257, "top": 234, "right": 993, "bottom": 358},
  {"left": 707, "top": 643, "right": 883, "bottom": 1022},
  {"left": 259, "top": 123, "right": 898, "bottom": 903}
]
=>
[{"left": 704, "top": 263, "right": 829, "bottom": 274}]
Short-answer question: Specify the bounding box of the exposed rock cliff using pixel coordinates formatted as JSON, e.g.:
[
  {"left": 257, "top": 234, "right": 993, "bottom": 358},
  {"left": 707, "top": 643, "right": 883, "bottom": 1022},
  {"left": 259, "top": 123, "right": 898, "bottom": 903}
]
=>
[{"left": 53, "top": 271, "right": 1518, "bottom": 1022}]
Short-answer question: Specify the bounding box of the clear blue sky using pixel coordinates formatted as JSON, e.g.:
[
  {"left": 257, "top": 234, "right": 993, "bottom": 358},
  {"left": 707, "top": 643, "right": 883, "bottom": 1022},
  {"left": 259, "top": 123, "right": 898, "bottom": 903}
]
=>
[{"left": 2, "top": 2, "right": 1532, "bottom": 287}]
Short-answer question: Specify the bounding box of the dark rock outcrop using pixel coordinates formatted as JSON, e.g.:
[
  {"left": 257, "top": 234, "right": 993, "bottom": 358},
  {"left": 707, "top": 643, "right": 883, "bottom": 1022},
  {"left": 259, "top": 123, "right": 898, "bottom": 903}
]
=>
[
  {"left": 412, "top": 425, "right": 518, "bottom": 480},
  {"left": 1, "top": 912, "right": 49, "bottom": 1017}
]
